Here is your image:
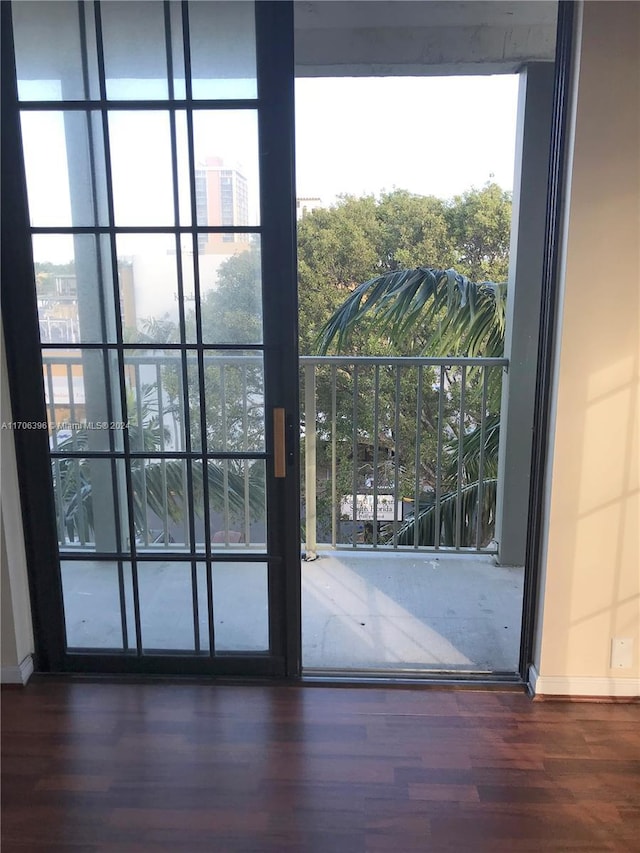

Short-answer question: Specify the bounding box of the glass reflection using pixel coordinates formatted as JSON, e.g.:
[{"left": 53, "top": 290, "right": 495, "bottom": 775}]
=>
[
  {"left": 192, "top": 111, "right": 259, "bottom": 227},
  {"left": 43, "top": 348, "right": 121, "bottom": 453},
  {"left": 124, "top": 350, "right": 187, "bottom": 453},
  {"left": 188, "top": 1, "right": 257, "bottom": 100},
  {"left": 101, "top": 1, "right": 168, "bottom": 100},
  {"left": 202, "top": 352, "right": 265, "bottom": 453},
  {"left": 109, "top": 111, "right": 174, "bottom": 226},
  {"left": 116, "top": 234, "right": 181, "bottom": 343},
  {"left": 34, "top": 234, "right": 116, "bottom": 344},
  {"left": 182, "top": 236, "right": 262, "bottom": 345},
  {"left": 52, "top": 458, "right": 124, "bottom": 551},
  {"left": 13, "top": 1, "right": 86, "bottom": 101},
  {"left": 21, "top": 112, "right": 107, "bottom": 227}
]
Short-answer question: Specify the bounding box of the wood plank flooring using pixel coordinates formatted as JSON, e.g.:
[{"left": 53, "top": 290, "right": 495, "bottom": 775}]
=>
[{"left": 2, "top": 681, "right": 639, "bottom": 851}]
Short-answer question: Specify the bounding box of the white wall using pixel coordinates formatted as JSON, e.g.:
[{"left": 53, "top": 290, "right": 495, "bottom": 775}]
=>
[
  {"left": 0, "top": 322, "right": 35, "bottom": 684},
  {"left": 532, "top": 1, "right": 640, "bottom": 697}
]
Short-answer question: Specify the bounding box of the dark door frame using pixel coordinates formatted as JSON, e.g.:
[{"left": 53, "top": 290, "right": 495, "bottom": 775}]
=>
[{"left": 518, "top": 0, "right": 575, "bottom": 682}]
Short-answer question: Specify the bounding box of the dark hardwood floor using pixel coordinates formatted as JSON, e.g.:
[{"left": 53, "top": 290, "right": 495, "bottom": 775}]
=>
[{"left": 2, "top": 681, "right": 639, "bottom": 852}]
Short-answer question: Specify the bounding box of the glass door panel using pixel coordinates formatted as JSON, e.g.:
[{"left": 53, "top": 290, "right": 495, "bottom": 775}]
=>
[{"left": 8, "top": 0, "right": 299, "bottom": 675}]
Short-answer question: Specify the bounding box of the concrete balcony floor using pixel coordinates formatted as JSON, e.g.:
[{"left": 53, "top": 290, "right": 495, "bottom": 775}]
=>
[
  {"left": 61, "top": 551, "right": 523, "bottom": 674},
  {"left": 302, "top": 551, "right": 523, "bottom": 673}
]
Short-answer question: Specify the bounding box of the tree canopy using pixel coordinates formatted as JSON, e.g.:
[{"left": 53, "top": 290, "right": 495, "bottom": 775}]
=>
[
  {"left": 294, "top": 183, "right": 511, "bottom": 546},
  {"left": 125, "top": 183, "right": 512, "bottom": 546},
  {"left": 296, "top": 183, "right": 511, "bottom": 355},
  {"left": 131, "top": 182, "right": 511, "bottom": 358}
]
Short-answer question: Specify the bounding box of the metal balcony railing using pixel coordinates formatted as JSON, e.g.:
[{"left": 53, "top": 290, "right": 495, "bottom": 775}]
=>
[
  {"left": 43, "top": 351, "right": 266, "bottom": 551},
  {"left": 42, "top": 352, "right": 507, "bottom": 555},
  {"left": 300, "top": 356, "right": 508, "bottom": 557}
]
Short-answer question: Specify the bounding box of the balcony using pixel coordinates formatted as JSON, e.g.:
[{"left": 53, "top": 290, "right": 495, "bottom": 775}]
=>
[
  {"left": 300, "top": 355, "right": 522, "bottom": 674},
  {"left": 45, "top": 351, "right": 524, "bottom": 674}
]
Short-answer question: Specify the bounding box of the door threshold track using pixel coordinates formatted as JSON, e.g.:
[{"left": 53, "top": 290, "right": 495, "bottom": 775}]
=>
[{"left": 301, "top": 668, "right": 525, "bottom": 689}]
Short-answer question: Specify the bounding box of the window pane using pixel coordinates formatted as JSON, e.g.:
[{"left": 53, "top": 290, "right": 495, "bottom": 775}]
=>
[
  {"left": 43, "top": 348, "right": 122, "bottom": 453},
  {"left": 207, "top": 459, "right": 266, "bottom": 550},
  {"left": 193, "top": 111, "right": 259, "bottom": 227},
  {"left": 21, "top": 112, "right": 108, "bottom": 227},
  {"left": 130, "top": 459, "right": 192, "bottom": 550},
  {"left": 188, "top": 1, "right": 257, "bottom": 100},
  {"left": 204, "top": 561, "right": 268, "bottom": 652},
  {"left": 13, "top": 1, "right": 85, "bottom": 101},
  {"left": 109, "top": 112, "right": 174, "bottom": 226},
  {"left": 170, "top": 2, "right": 186, "bottom": 99},
  {"left": 116, "top": 234, "right": 181, "bottom": 343},
  {"left": 61, "top": 560, "right": 126, "bottom": 649},
  {"left": 34, "top": 234, "right": 117, "bottom": 344},
  {"left": 124, "top": 351, "right": 187, "bottom": 454},
  {"left": 101, "top": 1, "right": 168, "bottom": 100},
  {"left": 203, "top": 352, "right": 264, "bottom": 452},
  {"left": 138, "top": 562, "right": 196, "bottom": 651},
  {"left": 181, "top": 236, "right": 262, "bottom": 345},
  {"left": 53, "top": 458, "right": 126, "bottom": 551}
]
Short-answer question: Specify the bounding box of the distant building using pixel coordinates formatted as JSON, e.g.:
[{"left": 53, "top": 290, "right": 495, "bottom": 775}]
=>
[
  {"left": 196, "top": 157, "right": 250, "bottom": 254},
  {"left": 37, "top": 273, "right": 79, "bottom": 344},
  {"left": 296, "top": 197, "right": 324, "bottom": 220}
]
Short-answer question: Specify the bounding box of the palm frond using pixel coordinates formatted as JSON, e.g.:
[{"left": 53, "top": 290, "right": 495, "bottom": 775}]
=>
[
  {"left": 52, "top": 456, "right": 94, "bottom": 541},
  {"left": 317, "top": 267, "right": 506, "bottom": 357},
  {"left": 316, "top": 267, "right": 431, "bottom": 353},
  {"left": 120, "top": 459, "right": 265, "bottom": 537},
  {"left": 53, "top": 442, "right": 265, "bottom": 542},
  {"left": 443, "top": 414, "right": 501, "bottom": 483},
  {"left": 390, "top": 478, "right": 497, "bottom": 548}
]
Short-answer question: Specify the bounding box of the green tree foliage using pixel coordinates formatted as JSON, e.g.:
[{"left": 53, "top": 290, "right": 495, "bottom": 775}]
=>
[
  {"left": 132, "top": 184, "right": 512, "bottom": 548},
  {"left": 298, "top": 184, "right": 511, "bottom": 546},
  {"left": 192, "top": 244, "right": 264, "bottom": 460},
  {"left": 192, "top": 240, "right": 263, "bottom": 345},
  {"left": 135, "top": 182, "right": 510, "bottom": 366},
  {"left": 317, "top": 266, "right": 507, "bottom": 359},
  {"left": 297, "top": 189, "right": 463, "bottom": 355},
  {"left": 446, "top": 183, "right": 512, "bottom": 282}
]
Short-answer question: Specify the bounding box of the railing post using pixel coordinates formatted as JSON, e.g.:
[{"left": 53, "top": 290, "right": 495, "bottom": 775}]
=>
[{"left": 304, "top": 362, "right": 317, "bottom": 560}]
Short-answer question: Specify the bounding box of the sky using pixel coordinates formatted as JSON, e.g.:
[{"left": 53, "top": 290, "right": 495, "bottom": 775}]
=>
[
  {"left": 294, "top": 75, "right": 519, "bottom": 204},
  {"left": 23, "top": 74, "right": 519, "bottom": 264}
]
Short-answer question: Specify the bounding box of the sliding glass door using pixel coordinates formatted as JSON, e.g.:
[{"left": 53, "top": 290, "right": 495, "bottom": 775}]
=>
[{"left": 2, "top": 1, "right": 300, "bottom": 676}]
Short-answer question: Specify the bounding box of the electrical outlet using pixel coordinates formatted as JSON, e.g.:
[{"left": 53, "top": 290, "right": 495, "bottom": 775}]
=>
[{"left": 610, "top": 637, "right": 633, "bottom": 669}]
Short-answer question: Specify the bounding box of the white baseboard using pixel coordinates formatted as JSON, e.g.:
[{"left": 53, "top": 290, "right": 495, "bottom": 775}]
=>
[
  {"left": 1, "top": 654, "right": 34, "bottom": 685},
  {"left": 529, "top": 664, "right": 640, "bottom": 698}
]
